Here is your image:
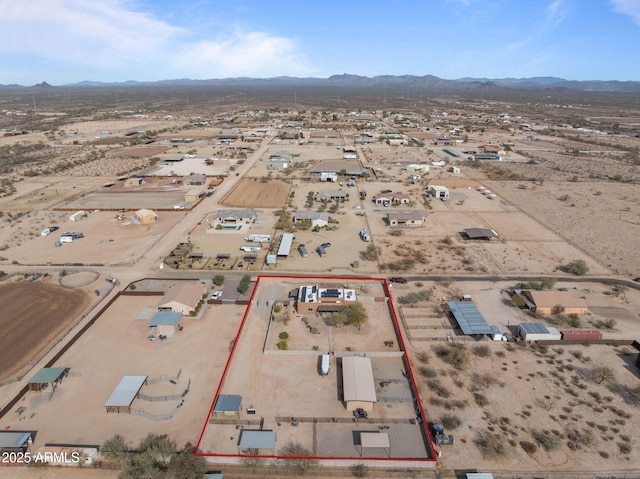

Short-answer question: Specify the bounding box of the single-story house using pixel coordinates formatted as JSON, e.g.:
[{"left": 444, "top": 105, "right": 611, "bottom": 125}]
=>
[
  {"left": 270, "top": 150, "right": 293, "bottom": 162},
  {"left": 134, "top": 208, "right": 159, "bottom": 224},
  {"left": 157, "top": 281, "right": 207, "bottom": 315},
  {"left": 148, "top": 311, "right": 182, "bottom": 336},
  {"left": 314, "top": 189, "right": 347, "bottom": 202},
  {"left": 523, "top": 290, "right": 588, "bottom": 315},
  {"left": 427, "top": 185, "right": 449, "bottom": 200},
  {"left": 293, "top": 211, "right": 329, "bottom": 228},
  {"left": 387, "top": 211, "right": 427, "bottom": 227},
  {"left": 342, "top": 356, "right": 377, "bottom": 412},
  {"left": 373, "top": 192, "right": 411, "bottom": 205},
  {"left": 184, "top": 173, "right": 206, "bottom": 186},
  {"left": 320, "top": 172, "right": 338, "bottom": 182},
  {"left": 216, "top": 208, "right": 257, "bottom": 223},
  {"left": 433, "top": 136, "right": 453, "bottom": 146}
]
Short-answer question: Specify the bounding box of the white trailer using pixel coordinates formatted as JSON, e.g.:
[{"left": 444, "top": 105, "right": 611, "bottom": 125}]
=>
[
  {"left": 321, "top": 354, "right": 330, "bottom": 376},
  {"left": 240, "top": 245, "right": 261, "bottom": 252},
  {"left": 244, "top": 234, "right": 271, "bottom": 243}
]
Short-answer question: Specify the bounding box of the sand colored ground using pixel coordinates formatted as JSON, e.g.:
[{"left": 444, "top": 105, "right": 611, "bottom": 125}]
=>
[
  {"left": 200, "top": 278, "right": 430, "bottom": 460},
  {"left": 0, "top": 292, "right": 246, "bottom": 450},
  {"left": 0, "top": 280, "right": 91, "bottom": 382},
  {"left": 221, "top": 178, "right": 291, "bottom": 208}
]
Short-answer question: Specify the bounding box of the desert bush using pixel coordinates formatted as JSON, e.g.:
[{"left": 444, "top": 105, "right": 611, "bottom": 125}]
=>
[
  {"left": 473, "top": 393, "right": 490, "bottom": 407},
  {"left": 565, "top": 259, "right": 589, "bottom": 276},
  {"left": 212, "top": 275, "right": 224, "bottom": 286},
  {"left": 535, "top": 431, "right": 562, "bottom": 451},
  {"left": 279, "top": 331, "right": 289, "bottom": 340},
  {"left": 419, "top": 366, "right": 437, "bottom": 378},
  {"left": 440, "top": 414, "right": 462, "bottom": 430},
  {"left": 520, "top": 441, "right": 538, "bottom": 454},
  {"left": 277, "top": 340, "right": 288, "bottom": 350},
  {"left": 473, "top": 344, "right": 491, "bottom": 357},
  {"left": 475, "top": 432, "right": 509, "bottom": 459},
  {"left": 427, "top": 379, "right": 451, "bottom": 398},
  {"left": 618, "top": 443, "right": 632, "bottom": 455},
  {"left": 351, "top": 463, "right": 368, "bottom": 477},
  {"left": 416, "top": 351, "right": 430, "bottom": 363},
  {"left": 435, "top": 343, "right": 470, "bottom": 370}
]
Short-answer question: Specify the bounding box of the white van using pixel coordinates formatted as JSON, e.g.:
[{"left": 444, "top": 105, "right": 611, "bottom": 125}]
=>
[
  {"left": 60, "top": 235, "right": 73, "bottom": 243},
  {"left": 41, "top": 228, "right": 51, "bottom": 236}
]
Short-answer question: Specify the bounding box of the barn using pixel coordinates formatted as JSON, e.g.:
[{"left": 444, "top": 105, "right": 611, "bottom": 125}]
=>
[
  {"left": 134, "top": 208, "right": 159, "bottom": 224},
  {"left": 342, "top": 356, "right": 377, "bottom": 412}
]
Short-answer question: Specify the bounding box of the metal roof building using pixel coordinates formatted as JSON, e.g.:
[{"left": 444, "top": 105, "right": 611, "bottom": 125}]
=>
[
  {"left": 277, "top": 233, "right": 294, "bottom": 257},
  {"left": 0, "top": 432, "right": 32, "bottom": 453},
  {"left": 342, "top": 356, "right": 377, "bottom": 412},
  {"left": 238, "top": 430, "right": 277, "bottom": 453},
  {"left": 28, "top": 367, "right": 68, "bottom": 392},
  {"left": 446, "top": 301, "right": 494, "bottom": 335},
  {"left": 213, "top": 394, "right": 242, "bottom": 417},
  {"left": 463, "top": 228, "right": 498, "bottom": 240},
  {"left": 519, "top": 322, "right": 561, "bottom": 342},
  {"left": 104, "top": 376, "right": 148, "bottom": 414},
  {"left": 358, "top": 432, "right": 391, "bottom": 457}
]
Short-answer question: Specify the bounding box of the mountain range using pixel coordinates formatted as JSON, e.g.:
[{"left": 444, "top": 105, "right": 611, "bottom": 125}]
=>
[{"left": 3, "top": 74, "right": 640, "bottom": 93}]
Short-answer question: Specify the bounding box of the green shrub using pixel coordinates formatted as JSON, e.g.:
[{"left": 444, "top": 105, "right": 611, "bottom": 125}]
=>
[
  {"left": 277, "top": 340, "right": 288, "bottom": 350},
  {"left": 520, "top": 441, "right": 537, "bottom": 454},
  {"left": 279, "top": 331, "right": 289, "bottom": 340},
  {"left": 212, "top": 275, "right": 224, "bottom": 286}
]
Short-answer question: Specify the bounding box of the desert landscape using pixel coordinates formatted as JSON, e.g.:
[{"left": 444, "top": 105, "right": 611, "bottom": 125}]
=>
[{"left": 0, "top": 82, "right": 639, "bottom": 479}]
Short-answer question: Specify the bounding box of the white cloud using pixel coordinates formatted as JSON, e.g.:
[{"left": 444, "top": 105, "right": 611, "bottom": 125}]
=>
[
  {"left": 545, "top": 0, "right": 568, "bottom": 28},
  {"left": 610, "top": 0, "right": 640, "bottom": 26},
  {"left": 0, "top": 0, "right": 312, "bottom": 82}
]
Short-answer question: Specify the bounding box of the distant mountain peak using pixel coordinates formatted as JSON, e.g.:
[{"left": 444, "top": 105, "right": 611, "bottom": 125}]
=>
[{"left": 34, "top": 81, "right": 53, "bottom": 88}]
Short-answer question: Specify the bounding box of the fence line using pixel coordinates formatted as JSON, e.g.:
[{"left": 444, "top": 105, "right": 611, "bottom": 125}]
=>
[
  {"left": 146, "top": 369, "right": 182, "bottom": 385},
  {"left": 138, "top": 379, "right": 190, "bottom": 402}
]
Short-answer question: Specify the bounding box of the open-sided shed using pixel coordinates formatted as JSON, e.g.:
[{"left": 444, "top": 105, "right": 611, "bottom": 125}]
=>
[
  {"left": 104, "top": 375, "right": 148, "bottom": 414},
  {"left": 0, "top": 432, "right": 32, "bottom": 453},
  {"left": 28, "top": 367, "right": 68, "bottom": 392},
  {"left": 446, "top": 301, "right": 494, "bottom": 335},
  {"left": 358, "top": 432, "right": 391, "bottom": 457},
  {"left": 238, "top": 430, "right": 276, "bottom": 454}
]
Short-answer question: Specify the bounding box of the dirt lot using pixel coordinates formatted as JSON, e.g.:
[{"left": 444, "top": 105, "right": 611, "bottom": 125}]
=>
[
  {"left": 0, "top": 289, "right": 246, "bottom": 450},
  {"left": 4, "top": 210, "right": 185, "bottom": 266},
  {"left": 222, "top": 178, "right": 291, "bottom": 208},
  {"left": 199, "top": 277, "right": 432, "bottom": 461},
  {"left": 0, "top": 279, "right": 91, "bottom": 382}
]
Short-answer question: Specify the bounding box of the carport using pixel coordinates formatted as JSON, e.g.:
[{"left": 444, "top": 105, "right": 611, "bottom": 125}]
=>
[
  {"left": 357, "top": 432, "right": 390, "bottom": 457},
  {"left": 28, "top": 367, "right": 68, "bottom": 392},
  {"left": 238, "top": 430, "right": 276, "bottom": 454}
]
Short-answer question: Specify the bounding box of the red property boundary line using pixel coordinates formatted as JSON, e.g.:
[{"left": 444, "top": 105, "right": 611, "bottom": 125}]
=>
[{"left": 194, "top": 274, "right": 436, "bottom": 464}]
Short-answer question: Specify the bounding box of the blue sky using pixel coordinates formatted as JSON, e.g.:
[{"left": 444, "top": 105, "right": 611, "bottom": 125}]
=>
[{"left": 1, "top": 0, "right": 639, "bottom": 85}]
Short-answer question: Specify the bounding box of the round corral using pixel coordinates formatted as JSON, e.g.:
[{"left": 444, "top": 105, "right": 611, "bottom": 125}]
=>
[{"left": 60, "top": 271, "right": 100, "bottom": 288}]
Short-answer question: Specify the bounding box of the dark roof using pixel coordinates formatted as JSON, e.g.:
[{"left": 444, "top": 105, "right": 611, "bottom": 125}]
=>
[
  {"left": 463, "top": 228, "right": 498, "bottom": 239},
  {"left": 149, "top": 311, "right": 182, "bottom": 327},
  {"left": 447, "top": 301, "right": 494, "bottom": 335}
]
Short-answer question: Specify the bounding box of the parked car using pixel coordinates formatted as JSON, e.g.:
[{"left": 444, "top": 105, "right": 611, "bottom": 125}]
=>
[
  {"left": 389, "top": 277, "right": 408, "bottom": 284},
  {"left": 320, "top": 242, "right": 331, "bottom": 248},
  {"left": 49, "top": 226, "right": 59, "bottom": 232},
  {"left": 634, "top": 278, "right": 640, "bottom": 283},
  {"left": 210, "top": 291, "right": 222, "bottom": 300}
]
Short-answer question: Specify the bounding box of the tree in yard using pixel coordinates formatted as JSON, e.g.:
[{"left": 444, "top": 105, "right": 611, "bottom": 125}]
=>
[
  {"left": 590, "top": 365, "right": 615, "bottom": 385},
  {"left": 167, "top": 443, "right": 207, "bottom": 479},
  {"left": 237, "top": 275, "right": 251, "bottom": 294},
  {"left": 212, "top": 275, "right": 224, "bottom": 286},
  {"left": 276, "top": 441, "right": 318, "bottom": 475},
  {"left": 101, "top": 434, "right": 129, "bottom": 464},
  {"left": 540, "top": 277, "right": 557, "bottom": 289},
  {"left": 566, "top": 259, "right": 589, "bottom": 276},
  {"left": 344, "top": 302, "right": 368, "bottom": 330}
]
